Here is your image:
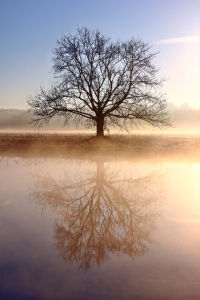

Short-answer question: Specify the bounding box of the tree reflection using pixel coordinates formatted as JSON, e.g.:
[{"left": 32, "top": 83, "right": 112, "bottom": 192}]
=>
[{"left": 30, "top": 160, "right": 163, "bottom": 269}]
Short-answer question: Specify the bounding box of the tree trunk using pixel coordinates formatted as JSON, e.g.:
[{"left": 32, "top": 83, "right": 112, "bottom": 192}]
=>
[{"left": 96, "top": 115, "right": 104, "bottom": 137}]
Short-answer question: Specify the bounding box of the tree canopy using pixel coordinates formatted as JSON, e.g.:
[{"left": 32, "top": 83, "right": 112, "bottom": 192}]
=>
[{"left": 28, "top": 27, "right": 169, "bottom": 136}]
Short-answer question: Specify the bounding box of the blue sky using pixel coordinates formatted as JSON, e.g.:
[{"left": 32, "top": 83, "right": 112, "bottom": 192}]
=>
[{"left": 0, "top": 0, "right": 199, "bottom": 109}]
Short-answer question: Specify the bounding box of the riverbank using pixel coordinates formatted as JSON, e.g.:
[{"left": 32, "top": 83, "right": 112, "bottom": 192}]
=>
[{"left": 0, "top": 132, "right": 199, "bottom": 161}]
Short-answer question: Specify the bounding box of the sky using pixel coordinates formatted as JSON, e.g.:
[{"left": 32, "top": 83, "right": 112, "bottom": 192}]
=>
[{"left": 0, "top": 0, "right": 199, "bottom": 109}]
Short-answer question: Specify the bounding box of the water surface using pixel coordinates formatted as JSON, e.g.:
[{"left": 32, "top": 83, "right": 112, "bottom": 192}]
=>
[{"left": 0, "top": 156, "right": 199, "bottom": 299}]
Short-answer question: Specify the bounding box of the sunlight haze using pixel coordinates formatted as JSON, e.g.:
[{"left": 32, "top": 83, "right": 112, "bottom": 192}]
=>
[{"left": 0, "top": 2, "right": 200, "bottom": 299}]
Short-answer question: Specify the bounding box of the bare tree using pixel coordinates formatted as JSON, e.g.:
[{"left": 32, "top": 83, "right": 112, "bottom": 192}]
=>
[{"left": 28, "top": 27, "right": 169, "bottom": 137}]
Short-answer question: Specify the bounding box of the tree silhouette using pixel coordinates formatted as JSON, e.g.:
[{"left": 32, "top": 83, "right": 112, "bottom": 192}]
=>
[
  {"left": 28, "top": 27, "right": 169, "bottom": 136},
  {"left": 30, "top": 160, "right": 163, "bottom": 268}
]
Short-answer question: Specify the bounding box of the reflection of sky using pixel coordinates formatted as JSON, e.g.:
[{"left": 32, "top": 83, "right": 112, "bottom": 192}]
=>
[
  {"left": 0, "top": 156, "right": 200, "bottom": 299},
  {"left": 0, "top": 0, "right": 199, "bottom": 109}
]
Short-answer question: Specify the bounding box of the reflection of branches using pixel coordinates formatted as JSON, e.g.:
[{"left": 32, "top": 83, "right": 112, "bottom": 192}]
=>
[{"left": 30, "top": 160, "right": 163, "bottom": 269}]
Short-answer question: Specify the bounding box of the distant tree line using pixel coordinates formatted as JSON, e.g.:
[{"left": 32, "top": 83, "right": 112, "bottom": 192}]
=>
[
  {"left": 167, "top": 103, "right": 200, "bottom": 128},
  {"left": 0, "top": 109, "right": 67, "bottom": 130},
  {"left": 0, "top": 105, "right": 199, "bottom": 130},
  {"left": 0, "top": 109, "right": 30, "bottom": 129}
]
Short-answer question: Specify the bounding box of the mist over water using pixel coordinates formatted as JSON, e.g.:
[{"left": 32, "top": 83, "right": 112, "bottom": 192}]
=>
[{"left": 0, "top": 150, "right": 199, "bottom": 300}]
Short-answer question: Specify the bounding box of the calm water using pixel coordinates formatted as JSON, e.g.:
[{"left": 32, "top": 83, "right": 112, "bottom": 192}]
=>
[{"left": 0, "top": 156, "right": 199, "bottom": 300}]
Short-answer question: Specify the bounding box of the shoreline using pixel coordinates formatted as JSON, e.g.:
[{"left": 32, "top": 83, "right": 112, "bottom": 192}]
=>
[{"left": 0, "top": 132, "right": 199, "bottom": 161}]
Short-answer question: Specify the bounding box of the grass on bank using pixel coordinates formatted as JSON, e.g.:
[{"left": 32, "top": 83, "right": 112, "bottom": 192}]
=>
[{"left": 0, "top": 132, "right": 199, "bottom": 160}]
